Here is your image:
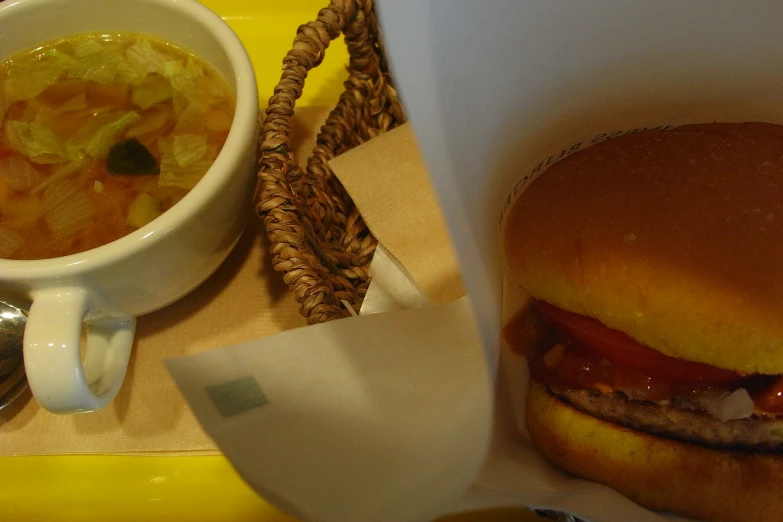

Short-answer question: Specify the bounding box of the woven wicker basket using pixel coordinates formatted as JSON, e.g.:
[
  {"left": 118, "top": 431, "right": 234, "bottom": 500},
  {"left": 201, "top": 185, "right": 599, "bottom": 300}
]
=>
[
  {"left": 256, "top": 3, "right": 580, "bottom": 521},
  {"left": 256, "top": 0, "right": 405, "bottom": 324}
]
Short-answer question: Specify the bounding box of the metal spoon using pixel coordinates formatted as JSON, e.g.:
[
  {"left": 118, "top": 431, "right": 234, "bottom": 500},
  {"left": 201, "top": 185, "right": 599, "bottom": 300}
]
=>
[{"left": 0, "top": 300, "right": 28, "bottom": 410}]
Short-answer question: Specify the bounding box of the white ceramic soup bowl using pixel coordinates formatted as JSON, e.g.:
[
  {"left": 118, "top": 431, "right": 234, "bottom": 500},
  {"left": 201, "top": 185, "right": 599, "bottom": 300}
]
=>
[{"left": 0, "top": 0, "right": 258, "bottom": 413}]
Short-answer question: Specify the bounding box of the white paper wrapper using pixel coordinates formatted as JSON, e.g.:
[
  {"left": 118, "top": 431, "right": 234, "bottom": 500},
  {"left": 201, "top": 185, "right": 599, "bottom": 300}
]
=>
[
  {"left": 359, "top": 244, "right": 430, "bottom": 315},
  {"left": 165, "top": 285, "right": 493, "bottom": 522},
  {"left": 369, "top": 1, "right": 783, "bottom": 520},
  {"left": 374, "top": 0, "right": 783, "bottom": 364},
  {"left": 362, "top": 253, "right": 688, "bottom": 522}
]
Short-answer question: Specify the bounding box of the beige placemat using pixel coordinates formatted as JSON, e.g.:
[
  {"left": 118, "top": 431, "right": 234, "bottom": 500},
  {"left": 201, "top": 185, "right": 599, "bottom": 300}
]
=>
[{"left": 0, "top": 108, "right": 332, "bottom": 456}]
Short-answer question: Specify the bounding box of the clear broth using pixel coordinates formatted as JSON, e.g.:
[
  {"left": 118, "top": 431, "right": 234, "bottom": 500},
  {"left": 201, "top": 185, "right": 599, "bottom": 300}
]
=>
[{"left": 0, "top": 32, "right": 236, "bottom": 260}]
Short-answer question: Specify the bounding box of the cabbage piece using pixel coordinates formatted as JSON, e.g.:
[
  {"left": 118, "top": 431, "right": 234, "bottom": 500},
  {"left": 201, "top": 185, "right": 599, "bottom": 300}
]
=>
[
  {"left": 31, "top": 159, "right": 87, "bottom": 195},
  {"left": 73, "top": 38, "right": 104, "bottom": 58},
  {"left": 42, "top": 178, "right": 79, "bottom": 212},
  {"left": 4, "top": 51, "right": 72, "bottom": 103},
  {"left": 67, "top": 41, "right": 127, "bottom": 85},
  {"left": 45, "top": 187, "right": 94, "bottom": 238},
  {"left": 4, "top": 119, "right": 71, "bottom": 163},
  {"left": 0, "top": 155, "right": 43, "bottom": 190},
  {"left": 195, "top": 63, "right": 228, "bottom": 104},
  {"left": 125, "top": 109, "right": 169, "bottom": 138},
  {"left": 158, "top": 135, "right": 216, "bottom": 189},
  {"left": 68, "top": 52, "right": 123, "bottom": 85},
  {"left": 162, "top": 59, "right": 198, "bottom": 98},
  {"left": 115, "top": 59, "right": 148, "bottom": 87},
  {"left": 0, "top": 228, "right": 22, "bottom": 258},
  {"left": 174, "top": 101, "right": 209, "bottom": 133},
  {"left": 66, "top": 111, "right": 141, "bottom": 158},
  {"left": 163, "top": 57, "right": 224, "bottom": 106},
  {"left": 172, "top": 134, "right": 207, "bottom": 168},
  {"left": 54, "top": 91, "right": 88, "bottom": 114},
  {"left": 131, "top": 74, "right": 172, "bottom": 109},
  {"left": 171, "top": 90, "right": 189, "bottom": 119},
  {"left": 125, "top": 39, "right": 174, "bottom": 76}
]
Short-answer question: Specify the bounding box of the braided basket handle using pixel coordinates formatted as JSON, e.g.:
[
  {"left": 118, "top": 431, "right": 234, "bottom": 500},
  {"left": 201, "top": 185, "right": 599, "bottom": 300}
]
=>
[
  {"left": 258, "top": 0, "right": 375, "bottom": 172},
  {"left": 256, "top": 0, "right": 387, "bottom": 323}
]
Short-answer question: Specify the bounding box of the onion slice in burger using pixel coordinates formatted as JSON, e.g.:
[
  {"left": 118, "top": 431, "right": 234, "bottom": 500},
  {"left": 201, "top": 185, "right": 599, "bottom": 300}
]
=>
[
  {"left": 693, "top": 388, "right": 755, "bottom": 422},
  {"left": 535, "top": 300, "right": 745, "bottom": 386}
]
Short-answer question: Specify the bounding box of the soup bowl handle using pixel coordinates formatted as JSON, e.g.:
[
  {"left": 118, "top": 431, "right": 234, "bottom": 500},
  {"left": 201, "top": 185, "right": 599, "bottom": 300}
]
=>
[{"left": 23, "top": 286, "right": 135, "bottom": 414}]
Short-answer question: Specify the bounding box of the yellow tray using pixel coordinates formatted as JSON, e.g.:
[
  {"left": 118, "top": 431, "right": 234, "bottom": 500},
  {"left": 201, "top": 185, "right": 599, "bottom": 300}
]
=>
[{"left": 0, "top": 1, "right": 542, "bottom": 521}]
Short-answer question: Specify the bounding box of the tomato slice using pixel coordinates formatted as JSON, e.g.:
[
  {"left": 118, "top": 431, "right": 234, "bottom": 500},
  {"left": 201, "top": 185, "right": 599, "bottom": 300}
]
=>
[{"left": 534, "top": 300, "right": 744, "bottom": 385}]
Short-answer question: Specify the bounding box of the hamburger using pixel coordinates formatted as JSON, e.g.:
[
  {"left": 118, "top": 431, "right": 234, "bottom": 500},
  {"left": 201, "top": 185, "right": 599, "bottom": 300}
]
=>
[{"left": 503, "top": 122, "right": 783, "bottom": 522}]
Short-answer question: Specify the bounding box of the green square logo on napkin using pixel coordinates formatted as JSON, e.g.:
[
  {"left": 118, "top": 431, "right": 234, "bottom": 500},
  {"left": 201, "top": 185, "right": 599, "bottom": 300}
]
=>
[{"left": 206, "top": 376, "right": 268, "bottom": 417}]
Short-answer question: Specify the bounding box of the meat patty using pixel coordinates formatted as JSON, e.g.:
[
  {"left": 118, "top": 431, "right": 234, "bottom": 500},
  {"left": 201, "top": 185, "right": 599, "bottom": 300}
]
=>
[{"left": 550, "top": 385, "right": 783, "bottom": 452}]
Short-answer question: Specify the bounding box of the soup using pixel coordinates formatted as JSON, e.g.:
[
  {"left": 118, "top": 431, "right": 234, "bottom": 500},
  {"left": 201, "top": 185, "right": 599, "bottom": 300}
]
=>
[{"left": 0, "top": 32, "right": 235, "bottom": 260}]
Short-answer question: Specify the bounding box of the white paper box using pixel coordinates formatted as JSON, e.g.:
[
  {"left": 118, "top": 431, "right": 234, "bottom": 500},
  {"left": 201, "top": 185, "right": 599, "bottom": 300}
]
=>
[
  {"left": 375, "top": 1, "right": 783, "bottom": 520},
  {"left": 376, "top": 0, "right": 783, "bottom": 360}
]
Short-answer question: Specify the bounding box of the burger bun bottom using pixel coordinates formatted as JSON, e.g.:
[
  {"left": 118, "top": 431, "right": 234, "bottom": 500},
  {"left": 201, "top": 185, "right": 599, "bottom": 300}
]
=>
[{"left": 526, "top": 382, "right": 783, "bottom": 522}]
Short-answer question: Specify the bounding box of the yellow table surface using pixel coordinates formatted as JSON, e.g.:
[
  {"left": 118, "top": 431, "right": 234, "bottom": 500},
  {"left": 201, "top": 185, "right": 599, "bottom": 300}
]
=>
[{"left": 0, "top": 1, "right": 544, "bottom": 521}]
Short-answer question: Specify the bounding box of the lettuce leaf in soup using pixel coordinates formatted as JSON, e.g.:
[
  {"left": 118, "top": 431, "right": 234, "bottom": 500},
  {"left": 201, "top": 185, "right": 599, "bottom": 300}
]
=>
[
  {"left": 4, "top": 119, "right": 73, "bottom": 163},
  {"left": 0, "top": 155, "right": 43, "bottom": 190},
  {"left": 158, "top": 134, "right": 217, "bottom": 190},
  {"left": 4, "top": 50, "right": 71, "bottom": 103},
  {"left": 66, "top": 110, "right": 140, "bottom": 158}
]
